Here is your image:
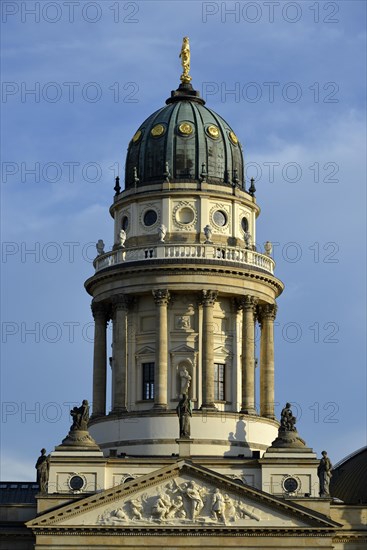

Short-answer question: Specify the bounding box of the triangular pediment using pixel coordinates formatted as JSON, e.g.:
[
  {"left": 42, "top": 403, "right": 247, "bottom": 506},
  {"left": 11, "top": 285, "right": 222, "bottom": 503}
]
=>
[
  {"left": 214, "top": 345, "right": 232, "bottom": 356},
  {"left": 27, "top": 461, "right": 339, "bottom": 533},
  {"left": 170, "top": 344, "right": 195, "bottom": 354},
  {"left": 135, "top": 345, "right": 155, "bottom": 356}
]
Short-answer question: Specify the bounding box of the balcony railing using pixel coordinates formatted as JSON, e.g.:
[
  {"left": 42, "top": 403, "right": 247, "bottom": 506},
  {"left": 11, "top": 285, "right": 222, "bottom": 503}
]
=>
[{"left": 94, "top": 244, "right": 275, "bottom": 275}]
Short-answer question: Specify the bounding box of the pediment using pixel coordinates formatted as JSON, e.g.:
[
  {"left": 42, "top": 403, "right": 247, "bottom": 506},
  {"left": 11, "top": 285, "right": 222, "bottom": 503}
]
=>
[
  {"left": 214, "top": 345, "right": 232, "bottom": 356},
  {"left": 135, "top": 345, "right": 155, "bottom": 356},
  {"left": 27, "top": 461, "right": 338, "bottom": 533},
  {"left": 170, "top": 344, "right": 195, "bottom": 354}
]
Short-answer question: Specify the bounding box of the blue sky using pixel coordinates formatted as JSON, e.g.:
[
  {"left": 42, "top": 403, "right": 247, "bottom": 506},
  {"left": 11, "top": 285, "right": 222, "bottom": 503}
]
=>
[{"left": 1, "top": 0, "right": 366, "bottom": 480}]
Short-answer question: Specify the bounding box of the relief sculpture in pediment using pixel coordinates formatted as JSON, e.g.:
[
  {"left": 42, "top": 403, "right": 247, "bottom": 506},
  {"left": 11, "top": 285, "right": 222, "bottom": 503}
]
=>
[{"left": 97, "top": 479, "right": 260, "bottom": 526}]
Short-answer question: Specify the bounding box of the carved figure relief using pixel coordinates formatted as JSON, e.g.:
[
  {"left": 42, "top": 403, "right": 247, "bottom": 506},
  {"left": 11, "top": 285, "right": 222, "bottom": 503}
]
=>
[
  {"left": 96, "top": 478, "right": 262, "bottom": 526},
  {"left": 176, "top": 315, "right": 191, "bottom": 330}
]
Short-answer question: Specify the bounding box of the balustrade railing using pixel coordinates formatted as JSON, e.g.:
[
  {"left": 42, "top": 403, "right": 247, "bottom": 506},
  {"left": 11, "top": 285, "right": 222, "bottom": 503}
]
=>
[{"left": 94, "top": 244, "right": 275, "bottom": 274}]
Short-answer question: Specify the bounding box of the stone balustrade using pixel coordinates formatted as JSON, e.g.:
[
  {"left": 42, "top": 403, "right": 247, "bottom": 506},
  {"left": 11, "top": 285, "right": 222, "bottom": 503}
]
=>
[{"left": 93, "top": 244, "right": 275, "bottom": 275}]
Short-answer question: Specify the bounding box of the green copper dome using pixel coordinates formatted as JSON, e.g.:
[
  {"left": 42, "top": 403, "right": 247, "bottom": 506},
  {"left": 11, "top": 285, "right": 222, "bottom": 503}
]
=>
[{"left": 125, "top": 83, "right": 245, "bottom": 190}]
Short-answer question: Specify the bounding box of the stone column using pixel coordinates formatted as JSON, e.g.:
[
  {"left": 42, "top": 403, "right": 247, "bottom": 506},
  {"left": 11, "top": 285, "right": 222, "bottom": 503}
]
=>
[
  {"left": 91, "top": 301, "right": 109, "bottom": 417},
  {"left": 258, "top": 303, "right": 277, "bottom": 419},
  {"left": 152, "top": 289, "right": 170, "bottom": 410},
  {"left": 238, "top": 295, "right": 258, "bottom": 414},
  {"left": 201, "top": 290, "right": 218, "bottom": 409},
  {"left": 111, "top": 295, "right": 130, "bottom": 414}
]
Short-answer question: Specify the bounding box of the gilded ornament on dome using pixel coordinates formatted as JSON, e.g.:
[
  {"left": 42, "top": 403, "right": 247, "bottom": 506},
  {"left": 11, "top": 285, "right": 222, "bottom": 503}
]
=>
[
  {"left": 229, "top": 131, "right": 239, "bottom": 145},
  {"left": 178, "top": 122, "right": 193, "bottom": 135},
  {"left": 207, "top": 125, "right": 220, "bottom": 139},
  {"left": 179, "top": 36, "right": 192, "bottom": 83},
  {"left": 151, "top": 124, "right": 165, "bottom": 137},
  {"left": 132, "top": 130, "right": 142, "bottom": 143}
]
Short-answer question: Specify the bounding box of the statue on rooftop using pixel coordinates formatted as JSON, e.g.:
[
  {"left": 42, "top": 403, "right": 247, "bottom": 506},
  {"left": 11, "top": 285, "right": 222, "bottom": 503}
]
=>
[
  {"left": 269, "top": 402, "right": 306, "bottom": 449},
  {"left": 59, "top": 399, "right": 100, "bottom": 449},
  {"left": 280, "top": 402, "right": 297, "bottom": 432},
  {"left": 70, "top": 399, "right": 90, "bottom": 432},
  {"left": 35, "top": 448, "right": 49, "bottom": 493},
  {"left": 318, "top": 450, "right": 333, "bottom": 497}
]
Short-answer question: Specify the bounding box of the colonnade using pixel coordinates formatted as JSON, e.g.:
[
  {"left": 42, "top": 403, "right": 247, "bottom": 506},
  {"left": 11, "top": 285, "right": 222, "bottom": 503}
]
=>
[{"left": 90, "top": 291, "right": 277, "bottom": 419}]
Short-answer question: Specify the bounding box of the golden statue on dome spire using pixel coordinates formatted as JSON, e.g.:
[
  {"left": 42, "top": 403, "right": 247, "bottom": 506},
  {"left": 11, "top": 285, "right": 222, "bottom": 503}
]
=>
[{"left": 179, "top": 36, "right": 192, "bottom": 83}]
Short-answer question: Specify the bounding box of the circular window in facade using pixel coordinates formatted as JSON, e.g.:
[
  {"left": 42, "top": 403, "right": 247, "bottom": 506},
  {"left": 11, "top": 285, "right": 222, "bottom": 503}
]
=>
[
  {"left": 121, "top": 215, "right": 129, "bottom": 231},
  {"left": 143, "top": 209, "right": 158, "bottom": 227},
  {"left": 212, "top": 210, "right": 228, "bottom": 227},
  {"left": 151, "top": 124, "right": 165, "bottom": 137},
  {"left": 241, "top": 216, "right": 249, "bottom": 232},
  {"left": 177, "top": 207, "right": 195, "bottom": 225},
  {"left": 69, "top": 475, "right": 85, "bottom": 492},
  {"left": 178, "top": 122, "right": 194, "bottom": 136},
  {"left": 283, "top": 476, "right": 299, "bottom": 494}
]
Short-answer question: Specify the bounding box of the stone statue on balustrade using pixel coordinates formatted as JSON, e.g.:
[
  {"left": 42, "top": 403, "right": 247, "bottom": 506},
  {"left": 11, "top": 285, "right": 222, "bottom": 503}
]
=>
[
  {"left": 204, "top": 224, "right": 213, "bottom": 243},
  {"left": 158, "top": 224, "right": 167, "bottom": 242},
  {"left": 96, "top": 239, "right": 105, "bottom": 256}
]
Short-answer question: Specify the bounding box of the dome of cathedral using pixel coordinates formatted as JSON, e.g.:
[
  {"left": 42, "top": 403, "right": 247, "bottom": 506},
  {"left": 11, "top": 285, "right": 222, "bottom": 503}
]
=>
[
  {"left": 124, "top": 83, "right": 244, "bottom": 190},
  {"left": 330, "top": 446, "right": 367, "bottom": 504}
]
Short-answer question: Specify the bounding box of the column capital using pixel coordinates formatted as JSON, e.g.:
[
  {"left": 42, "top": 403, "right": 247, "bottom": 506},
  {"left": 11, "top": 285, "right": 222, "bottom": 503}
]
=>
[
  {"left": 152, "top": 289, "right": 171, "bottom": 305},
  {"left": 91, "top": 300, "right": 109, "bottom": 320},
  {"left": 201, "top": 289, "right": 218, "bottom": 306},
  {"left": 257, "top": 302, "right": 277, "bottom": 323},
  {"left": 236, "top": 295, "right": 258, "bottom": 312},
  {"left": 111, "top": 294, "right": 132, "bottom": 313}
]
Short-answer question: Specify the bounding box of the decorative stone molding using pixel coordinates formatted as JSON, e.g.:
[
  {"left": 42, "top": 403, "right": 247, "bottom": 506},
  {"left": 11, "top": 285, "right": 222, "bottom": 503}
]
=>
[
  {"left": 236, "top": 295, "right": 258, "bottom": 312},
  {"left": 111, "top": 294, "right": 132, "bottom": 313},
  {"left": 91, "top": 300, "right": 109, "bottom": 321},
  {"left": 152, "top": 289, "right": 171, "bottom": 305},
  {"left": 139, "top": 203, "right": 161, "bottom": 231},
  {"left": 201, "top": 289, "right": 218, "bottom": 306},
  {"left": 172, "top": 201, "right": 197, "bottom": 231},
  {"left": 257, "top": 303, "right": 277, "bottom": 323},
  {"left": 210, "top": 204, "right": 230, "bottom": 233}
]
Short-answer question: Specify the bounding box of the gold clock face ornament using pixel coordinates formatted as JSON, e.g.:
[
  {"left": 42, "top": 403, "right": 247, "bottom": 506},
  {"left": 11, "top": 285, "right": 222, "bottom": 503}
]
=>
[
  {"left": 132, "top": 130, "right": 142, "bottom": 143},
  {"left": 207, "top": 125, "right": 220, "bottom": 139},
  {"left": 178, "top": 122, "right": 193, "bottom": 135},
  {"left": 151, "top": 124, "right": 165, "bottom": 137},
  {"left": 229, "top": 131, "right": 239, "bottom": 145}
]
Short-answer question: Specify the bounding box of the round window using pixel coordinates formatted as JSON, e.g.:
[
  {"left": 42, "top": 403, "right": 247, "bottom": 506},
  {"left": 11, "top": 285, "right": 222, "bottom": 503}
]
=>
[
  {"left": 124, "top": 477, "right": 135, "bottom": 483},
  {"left": 283, "top": 477, "right": 299, "bottom": 493},
  {"left": 69, "top": 475, "right": 84, "bottom": 491},
  {"left": 241, "top": 217, "right": 249, "bottom": 232},
  {"left": 177, "top": 207, "right": 195, "bottom": 225},
  {"left": 121, "top": 216, "right": 129, "bottom": 231},
  {"left": 143, "top": 210, "right": 158, "bottom": 226},
  {"left": 213, "top": 210, "right": 227, "bottom": 227}
]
